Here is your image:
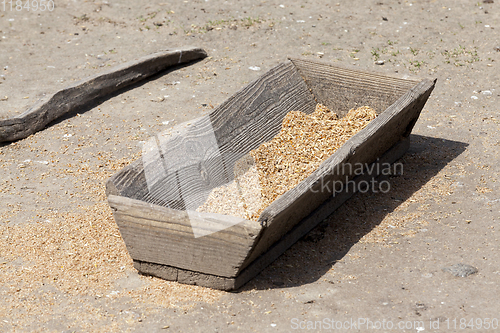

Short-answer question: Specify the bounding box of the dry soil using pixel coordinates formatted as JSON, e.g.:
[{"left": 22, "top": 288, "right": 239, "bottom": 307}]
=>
[{"left": 0, "top": 0, "right": 499, "bottom": 332}]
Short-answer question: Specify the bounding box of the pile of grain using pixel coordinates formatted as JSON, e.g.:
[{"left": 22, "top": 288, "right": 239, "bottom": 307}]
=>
[{"left": 197, "top": 104, "right": 377, "bottom": 220}]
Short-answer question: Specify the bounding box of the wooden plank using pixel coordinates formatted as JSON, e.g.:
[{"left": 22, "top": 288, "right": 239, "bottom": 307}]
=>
[
  {"left": 107, "top": 194, "right": 263, "bottom": 278},
  {"left": 289, "top": 57, "right": 419, "bottom": 116},
  {"left": 131, "top": 137, "right": 410, "bottom": 290},
  {"left": 210, "top": 61, "right": 317, "bottom": 156},
  {"left": 133, "top": 260, "right": 236, "bottom": 290},
  {"left": 242, "top": 76, "right": 436, "bottom": 269},
  {"left": 0, "top": 46, "right": 207, "bottom": 143}
]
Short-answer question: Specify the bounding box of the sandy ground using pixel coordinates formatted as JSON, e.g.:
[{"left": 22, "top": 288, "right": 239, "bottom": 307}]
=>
[{"left": 0, "top": 0, "right": 499, "bottom": 332}]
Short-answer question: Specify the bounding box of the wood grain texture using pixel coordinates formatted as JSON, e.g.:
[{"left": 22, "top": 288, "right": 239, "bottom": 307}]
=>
[
  {"left": 0, "top": 46, "right": 207, "bottom": 143},
  {"left": 210, "top": 61, "right": 317, "bottom": 156},
  {"left": 289, "top": 57, "right": 419, "bottom": 116},
  {"left": 107, "top": 194, "right": 263, "bottom": 278},
  {"left": 131, "top": 137, "right": 410, "bottom": 290},
  {"left": 106, "top": 61, "right": 317, "bottom": 209}
]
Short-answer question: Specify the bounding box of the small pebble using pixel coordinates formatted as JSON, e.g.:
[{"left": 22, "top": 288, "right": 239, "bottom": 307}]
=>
[
  {"left": 375, "top": 60, "right": 385, "bottom": 65},
  {"left": 471, "top": 96, "right": 478, "bottom": 100},
  {"left": 442, "top": 263, "right": 478, "bottom": 277},
  {"left": 249, "top": 66, "right": 261, "bottom": 71}
]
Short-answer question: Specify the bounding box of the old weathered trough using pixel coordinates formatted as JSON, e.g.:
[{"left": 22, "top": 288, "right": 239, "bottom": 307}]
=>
[{"left": 106, "top": 58, "right": 436, "bottom": 290}]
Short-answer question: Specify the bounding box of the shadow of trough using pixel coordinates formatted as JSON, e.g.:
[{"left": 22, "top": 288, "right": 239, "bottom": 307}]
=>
[{"left": 239, "top": 134, "right": 468, "bottom": 291}]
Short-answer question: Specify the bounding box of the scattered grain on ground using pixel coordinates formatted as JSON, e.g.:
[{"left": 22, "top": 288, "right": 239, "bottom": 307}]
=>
[{"left": 0, "top": 143, "right": 222, "bottom": 323}]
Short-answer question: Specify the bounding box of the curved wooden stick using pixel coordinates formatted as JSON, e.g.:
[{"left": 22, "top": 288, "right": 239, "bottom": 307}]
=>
[{"left": 0, "top": 46, "right": 207, "bottom": 143}]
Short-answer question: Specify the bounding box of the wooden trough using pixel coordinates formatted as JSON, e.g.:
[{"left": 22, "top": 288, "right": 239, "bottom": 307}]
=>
[{"left": 106, "top": 58, "right": 436, "bottom": 290}]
